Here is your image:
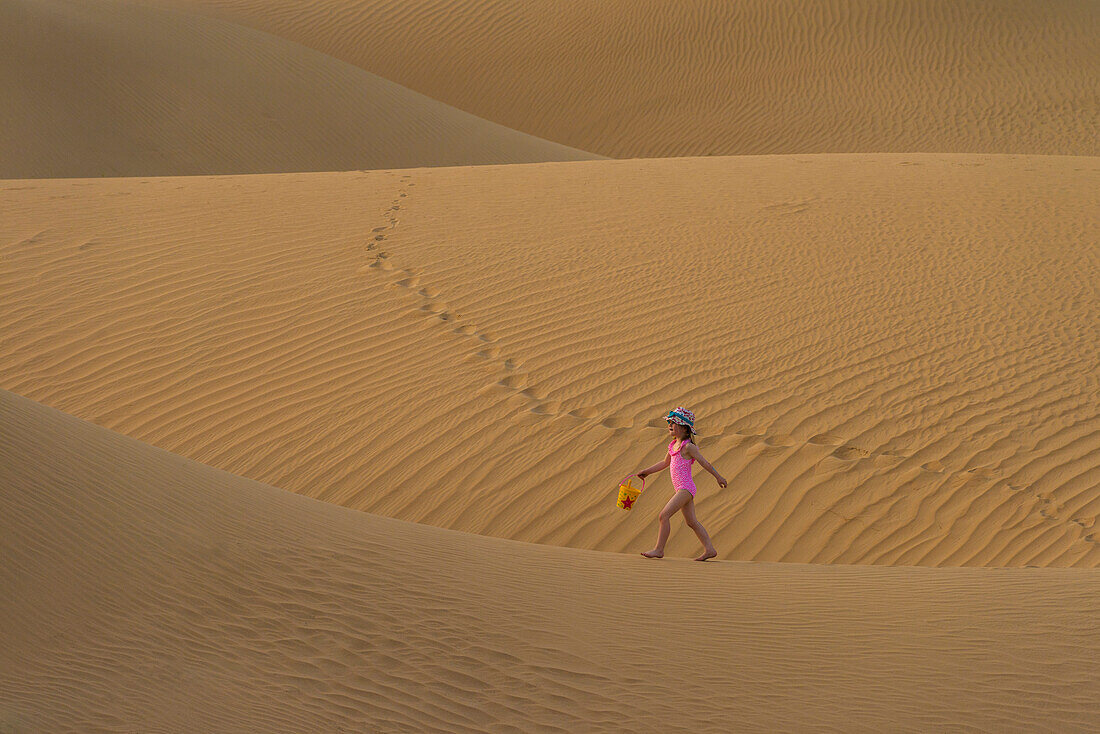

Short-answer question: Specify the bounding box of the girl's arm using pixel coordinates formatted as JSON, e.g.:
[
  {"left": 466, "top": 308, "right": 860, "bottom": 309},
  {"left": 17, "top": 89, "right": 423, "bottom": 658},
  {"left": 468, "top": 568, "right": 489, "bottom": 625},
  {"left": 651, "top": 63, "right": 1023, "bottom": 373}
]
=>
[
  {"left": 635, "top": 456, "right": 670, "bottom": 481},
  {"left": 685, "top": 444, "right": 727, "bottom": 487}
]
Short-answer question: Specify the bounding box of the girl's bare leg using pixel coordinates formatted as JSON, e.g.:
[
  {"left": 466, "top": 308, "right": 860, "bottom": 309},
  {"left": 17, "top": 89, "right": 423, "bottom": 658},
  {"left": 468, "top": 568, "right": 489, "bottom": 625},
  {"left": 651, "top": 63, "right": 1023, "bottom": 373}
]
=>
[
  {"left": 642, "top": 490, "right": 693, "bottom": 558},
  {"left": 681, "top": 496, "right": 718, "bottom": 561}
]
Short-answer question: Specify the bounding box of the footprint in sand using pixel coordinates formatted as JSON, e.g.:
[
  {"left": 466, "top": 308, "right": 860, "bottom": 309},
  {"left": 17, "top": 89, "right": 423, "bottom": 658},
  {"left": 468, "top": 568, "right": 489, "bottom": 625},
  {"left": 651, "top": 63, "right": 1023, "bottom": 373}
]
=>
[
  {"left": 569, "top": 407, "right": 598, "bottom": 420},
  {"left": 371, "top": 226, "right": 387, "bottom": 233},
  {"left": 503, "top": 358, "right": 519, "bottom": 371},
  {"left": 832, "top": 445, "right": 873, "bottom": 461},
  {"left": 601, "top": 416, "right": 632, "bottom": 430},
  {"left": 498, "top": 373, "right": 528, "bottom": 390},
  {"left": 873, "top": 451, "right": 908, "bottom": 467},
  {"left": 418, "top": 286, "right": 440, "bottom": 298},
  {"left": 454, "top": 324, "right": 477, "bottom": 336},
  {"left": 921, "top": 460, "right": 946, "bottom": 473},
  {"left": 1038, "top": 497, "right": 1066, "bottom": 514},
  {"left": 753, "top": 434, "right": 796, "bottom": 457},
  {"left": 420, "top": 301, "right": 447, "bottom": 314},
  {"left": 395, "top": 276, "right": 419, "bottom": 288},
  {"left": 476, "top": 345, "right": 501, "bottom": 359},
  {"left": 530, "top": 401, "right": 562, "bottom": 416},
  {"left": 734, "top": 433, "right": 765, "bottom": 448},
  {"left": 520, "top": 386, "right": 546, "bottom": 400}
]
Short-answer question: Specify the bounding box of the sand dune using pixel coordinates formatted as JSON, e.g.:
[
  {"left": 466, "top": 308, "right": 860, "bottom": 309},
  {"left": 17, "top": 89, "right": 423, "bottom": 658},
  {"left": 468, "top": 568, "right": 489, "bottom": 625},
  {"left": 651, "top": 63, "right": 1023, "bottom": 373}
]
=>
[
  {"left": 3, "top": 388, "right": 1099, "bottom": 732},
  {"left": 7, "top": 1, "right": 1096, "bottom": 729},
  {"left": 0, "top": 0, "right": 596, "bottom": 178},
  {"left": 157, "top": 0, "right": 1100, "bottom": 158},
  {"left": 3, "top": 154, "right": 1098, "bottom": 566}
]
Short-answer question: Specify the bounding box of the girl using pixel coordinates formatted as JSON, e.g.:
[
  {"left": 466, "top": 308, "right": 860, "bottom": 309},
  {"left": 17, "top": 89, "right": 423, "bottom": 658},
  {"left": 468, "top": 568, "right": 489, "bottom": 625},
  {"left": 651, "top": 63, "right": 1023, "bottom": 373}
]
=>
[{"left": 624, "top": 407, "right": 726, "bottom": 561}]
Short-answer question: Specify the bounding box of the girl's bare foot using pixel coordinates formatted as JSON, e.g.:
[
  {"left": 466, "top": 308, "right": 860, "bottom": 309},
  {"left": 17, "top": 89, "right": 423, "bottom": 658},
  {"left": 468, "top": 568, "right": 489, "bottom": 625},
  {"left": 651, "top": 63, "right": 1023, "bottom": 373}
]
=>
[
  {"left": 641, "top": 550, "right": 664, "bottom": 559},
  {"left": 694, "top": 549, "right": 718, "bottom": 561}
]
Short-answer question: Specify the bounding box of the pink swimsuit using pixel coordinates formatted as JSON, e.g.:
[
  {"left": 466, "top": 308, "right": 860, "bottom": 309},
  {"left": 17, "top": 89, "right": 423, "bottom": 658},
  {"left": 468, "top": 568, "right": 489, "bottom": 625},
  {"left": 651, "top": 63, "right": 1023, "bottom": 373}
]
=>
[{"left": 668, "top": 440, "right": 697, "bottom": 496}]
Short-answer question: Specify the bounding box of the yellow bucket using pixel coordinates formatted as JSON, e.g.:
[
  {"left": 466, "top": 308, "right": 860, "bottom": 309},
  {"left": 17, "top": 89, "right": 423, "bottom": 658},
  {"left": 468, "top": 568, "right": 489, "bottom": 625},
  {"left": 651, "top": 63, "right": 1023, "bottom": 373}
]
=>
[{"left": 616, "top": 476, "right": 645, "bottom": 510}]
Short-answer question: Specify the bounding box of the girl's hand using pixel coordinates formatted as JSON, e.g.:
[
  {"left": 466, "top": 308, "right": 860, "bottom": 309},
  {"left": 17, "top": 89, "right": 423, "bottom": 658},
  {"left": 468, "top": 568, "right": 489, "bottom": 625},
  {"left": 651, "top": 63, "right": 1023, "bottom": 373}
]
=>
[{"left": 716, "top": 476, "right": 728, "bottom": 488}]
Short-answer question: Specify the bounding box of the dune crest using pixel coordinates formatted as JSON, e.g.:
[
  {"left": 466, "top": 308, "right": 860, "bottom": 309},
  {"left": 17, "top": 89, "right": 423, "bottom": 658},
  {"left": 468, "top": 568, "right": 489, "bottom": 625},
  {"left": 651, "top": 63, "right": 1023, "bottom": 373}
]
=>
[
  {"left": 158, "top": 0, "right": 1100, "bottom": 157},
  {"left": 3, "top": 154, "right": 1097, "bottom": 567},
  {"left": 3, "top": 388, "right": 1099, "bottom": 732},
  {"left": 0, "top": 0, "right": 596, "bottom": 178}
]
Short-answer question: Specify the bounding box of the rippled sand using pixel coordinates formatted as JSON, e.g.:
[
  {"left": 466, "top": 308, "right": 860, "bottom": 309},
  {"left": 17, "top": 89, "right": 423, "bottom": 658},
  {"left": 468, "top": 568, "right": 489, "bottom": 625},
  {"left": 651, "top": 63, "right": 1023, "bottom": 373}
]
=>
[{"left": 2, "top": 0, "right": 1098, "bottom": 731}]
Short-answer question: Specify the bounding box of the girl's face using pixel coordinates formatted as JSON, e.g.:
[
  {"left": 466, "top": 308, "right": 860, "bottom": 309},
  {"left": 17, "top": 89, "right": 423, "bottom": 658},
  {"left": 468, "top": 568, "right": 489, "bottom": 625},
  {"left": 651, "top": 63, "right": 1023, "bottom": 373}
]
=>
[{"left": 667, "top": 421, "right": 688, "bottom": 440}]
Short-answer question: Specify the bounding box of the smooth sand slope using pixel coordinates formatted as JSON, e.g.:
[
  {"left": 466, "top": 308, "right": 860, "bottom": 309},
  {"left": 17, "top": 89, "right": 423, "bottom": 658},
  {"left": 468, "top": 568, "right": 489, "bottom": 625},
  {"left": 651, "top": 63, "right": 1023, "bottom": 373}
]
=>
[
  {"left": 158, "top": 0, "right": 1100, "bottom": 158},
  {"left": 3, "top": 155, "right": 1098, "bottom": 566},
  {"left": 0, "top": 0, "right": 596, "bottom": 178},
  {"left": 3, "top": 389, "right": 1099, "bottom": 733}
]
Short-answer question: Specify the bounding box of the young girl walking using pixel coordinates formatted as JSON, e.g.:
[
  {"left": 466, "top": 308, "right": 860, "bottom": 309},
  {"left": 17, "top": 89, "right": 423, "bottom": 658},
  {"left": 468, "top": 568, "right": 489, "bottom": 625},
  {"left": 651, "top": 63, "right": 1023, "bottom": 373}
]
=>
[{"left": 623, "top": 407, "right": 726, "bottom": 561}]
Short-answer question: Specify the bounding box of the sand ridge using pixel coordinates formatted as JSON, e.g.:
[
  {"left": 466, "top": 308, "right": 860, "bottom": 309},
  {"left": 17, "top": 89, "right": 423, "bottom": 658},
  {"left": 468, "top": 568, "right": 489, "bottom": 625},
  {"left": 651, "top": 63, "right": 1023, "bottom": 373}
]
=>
[
  {"left": 154, "top": 0, "right": 1100, "bottom": 158},
  {"left": 0, "top": 0, "right": 597, "bottom": 178},
  {"left": 3, "top": 154, "right": 1098, "bottom": 567},
  {"left": 4, "top": 388, "right": 1100, "bottom": 732}
]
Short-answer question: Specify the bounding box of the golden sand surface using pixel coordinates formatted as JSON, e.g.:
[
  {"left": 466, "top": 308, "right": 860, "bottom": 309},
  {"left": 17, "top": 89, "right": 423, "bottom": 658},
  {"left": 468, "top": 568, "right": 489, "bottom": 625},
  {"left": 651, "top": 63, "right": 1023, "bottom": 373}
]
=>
[
  {"left": 3, "top": 155, "right": 1098, "bottom": 566},
  {"left": 3, "top": 390, "right": 1099, "bottom": 733},
  {"left": 2, "top": 0, "right": 1098, "bottom": 730},
  {"left": 154, "top": 0, "right": 1099, "bottom": 157},
  {"left": 0, "top": 0, "right": 595, "bottom": 177}
]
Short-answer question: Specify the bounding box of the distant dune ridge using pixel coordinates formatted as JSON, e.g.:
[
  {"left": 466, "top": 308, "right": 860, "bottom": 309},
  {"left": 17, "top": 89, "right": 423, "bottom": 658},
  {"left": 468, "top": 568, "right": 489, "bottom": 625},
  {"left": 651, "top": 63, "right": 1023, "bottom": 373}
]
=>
[
  {"left": 3, "top": 389, "right": 1099, "bottom": 733},
  {"left": 3, "top": 0, "right": 1100, "bottom": 730},
  {"left": 153, "top": 0, "right": 1099, "bottom": 157},
  {"left": 3, "top": 155, "right": 1097, "bottom": 566},
  {"left": 0, "top": 0, "right": 596, "bottom": 178}
]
